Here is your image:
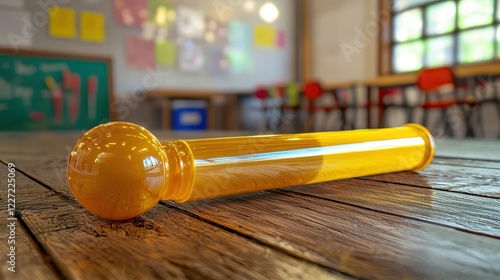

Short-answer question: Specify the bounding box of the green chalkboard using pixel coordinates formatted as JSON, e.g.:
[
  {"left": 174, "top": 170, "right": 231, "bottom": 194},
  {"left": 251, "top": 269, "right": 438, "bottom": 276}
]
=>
[{"left": 0, "top": 48, "right": 115, "bottom": 131}]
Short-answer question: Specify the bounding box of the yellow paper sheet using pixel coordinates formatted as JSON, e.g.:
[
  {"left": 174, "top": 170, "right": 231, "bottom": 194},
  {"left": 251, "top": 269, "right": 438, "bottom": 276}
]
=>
[
  {"left": 81, "top": 11, "right": 105, "bottom": 43},
  {"left": 49, "top": 6, "right": 76, "bottom": 38},
  {"left": 254, "top": 25, "right": 276, "bottom": 48},
  {"left": 155, "top": 40, "right": 176, "bottom": 66}
]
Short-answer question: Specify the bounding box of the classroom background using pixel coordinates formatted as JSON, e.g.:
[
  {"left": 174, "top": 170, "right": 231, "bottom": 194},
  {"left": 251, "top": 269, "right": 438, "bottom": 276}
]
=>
[{"left": 1, "top": 0, "right": 499, "bottom": 138}]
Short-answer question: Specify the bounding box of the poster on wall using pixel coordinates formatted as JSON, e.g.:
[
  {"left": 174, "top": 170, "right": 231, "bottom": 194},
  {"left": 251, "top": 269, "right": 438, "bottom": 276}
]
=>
[
  {"left": 48, "top": 6, "right": 76, "bottom": 39},
  {"left": 80, "top": 11, "right": 106, "bottom": 43},
  {"left": 276, "top": 30, "right": 285, "bottom": 48},
  {"left": 178, "top": 38, "right": 204, "bottom": 73},
  {"left": 176, "top": 6, "right": 205, "bottom": 39},
  {"left": 155, "top": 39, "right": 176, "bottom": 66},
  {"left": 206, "top": 47, "right": 229, "bottom": 75},
  {"left": 204, "top": 17, "right": 228, "bottom": 44},
  {"left": 113, "top": 0, "right": 148, "bottom": 28},
  {"left": 149, "top": 0, "right": 175, "bottom": 27},
  {"left": 228, "top": 21, "right": 252, "bottom": 49},
  {"left": 228, "top": 48, "right": 253, "bottom": 73},
  {"left": 0, "top": 51, "right": 112, "bottom": 131},
  {"left": 254, "top": 25, "right": 276, "bottom": 48},
  {"left": 126, "top": 35, "right": 155, "bottom": 69}
]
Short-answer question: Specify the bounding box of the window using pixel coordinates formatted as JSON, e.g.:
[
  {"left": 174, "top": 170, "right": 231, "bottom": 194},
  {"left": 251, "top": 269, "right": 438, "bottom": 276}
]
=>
[{"left": 391, "top": 0, "right": 500, "bottom": 73}]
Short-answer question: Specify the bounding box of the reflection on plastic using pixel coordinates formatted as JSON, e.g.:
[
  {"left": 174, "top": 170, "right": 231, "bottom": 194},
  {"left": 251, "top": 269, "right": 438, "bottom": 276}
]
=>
[{"left": 67, "top": 122, "right": 435, "bottom": 220}]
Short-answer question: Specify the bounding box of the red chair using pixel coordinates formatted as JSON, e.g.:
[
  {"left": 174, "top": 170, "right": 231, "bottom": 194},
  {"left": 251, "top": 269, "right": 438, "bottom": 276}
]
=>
[
  {"left": 254, "top": 86, "right": 271, "bottom": 129},
  {"left": 303, "top": 81, "right": 355, "bottom": 131},
  {"left": 303, "top": 81, "right": 323, "bottom": 131},
  {"left": 417, "top": 67, "right": 478, "bottom": 137},
  {"left": 378, "top": 87, "right": 414, "bottom": 127}
]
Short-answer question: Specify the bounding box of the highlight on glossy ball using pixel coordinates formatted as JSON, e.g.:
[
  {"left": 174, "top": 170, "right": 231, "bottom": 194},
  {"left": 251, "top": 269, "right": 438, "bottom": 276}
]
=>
[{"left": 67, "top": 122, "right": 168, "bottom": 220}]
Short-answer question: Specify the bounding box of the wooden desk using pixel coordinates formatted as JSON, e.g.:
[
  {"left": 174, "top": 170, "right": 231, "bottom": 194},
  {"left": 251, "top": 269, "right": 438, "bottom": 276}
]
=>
[
  {"left": 1, "top": 132, "right": 500, "bottom": 279},
  {"left": 146, "top": 89, "right": 248, "bottom": 131}
]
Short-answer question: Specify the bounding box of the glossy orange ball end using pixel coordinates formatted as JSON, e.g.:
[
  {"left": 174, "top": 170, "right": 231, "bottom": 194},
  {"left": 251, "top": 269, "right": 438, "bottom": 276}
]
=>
[{"left": 67, "top": 122, "right": 168, "bottom": 220}]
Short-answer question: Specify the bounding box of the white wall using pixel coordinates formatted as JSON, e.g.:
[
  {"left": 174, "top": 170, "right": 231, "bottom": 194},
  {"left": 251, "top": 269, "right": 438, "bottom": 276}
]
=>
[{"left": 310, "top": 0, "right": 378, "bottom": 83}]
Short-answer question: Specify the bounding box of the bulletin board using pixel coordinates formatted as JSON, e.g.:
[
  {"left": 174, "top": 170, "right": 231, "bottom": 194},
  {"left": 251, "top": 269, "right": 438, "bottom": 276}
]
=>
[{"left": 0, "top": 48, "right": 115, "bottom": 131}]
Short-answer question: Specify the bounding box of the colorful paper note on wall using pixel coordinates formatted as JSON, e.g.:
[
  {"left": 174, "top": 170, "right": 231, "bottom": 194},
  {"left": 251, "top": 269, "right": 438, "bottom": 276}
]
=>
[
  {"left": 126, "top": 36, "right": 155, "bottom": 69},
  {"left": 49, "top": 7, "right": 76, "bottom": 39},
  {"left": 80, "top": 11, "right": 106, "bottom": 43},
  {"left": 205, "top": 17, "right": 228, "bottom": 44},
  {"left": 254, "top": 25, "right": 276, "bottom": 48},
  {"left": 176, "top": 6, "right": 205, "bottom": 39},
  {"left": 228, "top": 21, "right": 251, "bottom": 49},
  {"left": 114, "top": 0, "right": 147, "bottom": 27},
  {"left": 206, "top": 47, "right": 229, "bottom": 75},
  {"left": 178, "top": 39, "right": 204, "bottom": 73},
  {"left": 155, "top": 40, "right": 176, "bottom": 66},
  {"left": 149, "top": 0, "right": 175, "bottom": 27},
  {"left": 277, "top": 30, "right": 285, "bottom": 48},
  {"left": 228, "top": 49, "right": 252, "bottom": 73}
]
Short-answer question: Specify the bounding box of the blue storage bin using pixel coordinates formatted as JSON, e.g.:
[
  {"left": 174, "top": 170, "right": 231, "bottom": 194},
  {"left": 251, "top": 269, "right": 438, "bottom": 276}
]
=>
[{"left": 171, "top": 100, "right": 207, "bottom": 131}]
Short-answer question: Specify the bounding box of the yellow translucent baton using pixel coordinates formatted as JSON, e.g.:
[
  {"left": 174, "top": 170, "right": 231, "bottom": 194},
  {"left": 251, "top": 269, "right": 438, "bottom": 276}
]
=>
[{"left": 67, "top": 122, "right": 435, "bottom": 220}]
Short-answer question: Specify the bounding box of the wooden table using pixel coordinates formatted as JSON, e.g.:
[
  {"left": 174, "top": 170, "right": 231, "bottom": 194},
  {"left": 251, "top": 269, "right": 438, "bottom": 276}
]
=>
[
  {"left": 1, "top": 132, "right": 500, "bottom": 279},
  {"left": 146, "top": 89, "right": 249, "bottom": 131}
]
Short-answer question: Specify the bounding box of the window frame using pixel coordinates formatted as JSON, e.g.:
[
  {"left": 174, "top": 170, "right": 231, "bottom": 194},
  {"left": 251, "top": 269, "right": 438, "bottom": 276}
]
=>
[{"left": 379, "top": 0, "right": 500, "bottom": 75}]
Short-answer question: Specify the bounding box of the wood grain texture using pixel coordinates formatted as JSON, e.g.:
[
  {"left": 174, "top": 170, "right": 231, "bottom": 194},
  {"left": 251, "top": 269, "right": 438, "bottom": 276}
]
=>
[
  {"left": 2, "top": 132, "right": 500, "bottom": 279},
  {"left": 285, "top": 178, "right": 500, "bottom": 237},
  {"left": 0, "top": 199, "right": 59, "bottom": 280},
  {"left": 2, "top": 164, "right": 347, "bottom": 280},
  {"left": 174, "top": 191, "right": 500, "bottom": 279},
  {"left": 363, "top": 164, "right": 500, "bottom": 198},
  {"left": 435, "top": 139, "right": 500, "bottom": 161},
  {"left": 431, "top": 157, "right": 500, "bottom": 170}
]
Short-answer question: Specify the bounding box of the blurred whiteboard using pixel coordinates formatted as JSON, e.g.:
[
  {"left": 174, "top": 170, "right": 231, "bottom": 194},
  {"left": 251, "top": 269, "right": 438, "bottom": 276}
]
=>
[
  {"left": 0, "top": 10, "right": 32, "bottom": 48},
  {"left": 0, "top": 0, "right": 24, "bottom": 9}
]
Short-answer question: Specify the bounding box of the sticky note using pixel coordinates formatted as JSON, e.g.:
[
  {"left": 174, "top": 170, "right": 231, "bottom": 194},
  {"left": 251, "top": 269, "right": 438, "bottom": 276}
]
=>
[
  {"left": 155, "top": 40, "right": 176, "bottom": 66},
  {"left": 49, "top": 6, "right": 76, "bottom": 39},
  {"left": 229, "top": 21, "right": 251, "bottom": 48},
  {"left": 114, "top": 0, "right": 148, "bottom": 27},
  {"left": 254, "top": 25, "right": 276, "bottom": 48},
  {"left": 277, "top": 30, "right": 285, "bottom": 48},
  {"left": 228, "top": 49, "right": 252, "bottom": 73},
  {"left": 80, "top": 11, "right": 106, "bottom": 43},
  {"left": 126, "top": 35, "right": 155, "bottom": 69}
]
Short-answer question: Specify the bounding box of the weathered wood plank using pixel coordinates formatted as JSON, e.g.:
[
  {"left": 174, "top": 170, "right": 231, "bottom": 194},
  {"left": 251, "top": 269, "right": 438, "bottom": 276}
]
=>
[
  {"left": 0, "top": 215, "right": 59, "bottom": 280},
  {"left": 283, "top": 178, "right": 500, "bottom": 237},
  {"left": 3, "top": 133, "right": 500, "bottom": 279},
  {"left": 432, "top": 157, "right": 500, "bottom": 170},
  {"left": 3, "top": 164, "right": 347, "bottom": 280},
  {"left": 435, "top": 139, "right": 500, "bottom": 161},
  {"left": 174, "top": 191, "right": 500, "bottom": 279},
  {"left": 363, "top": 163, "right": 500, "bottom": 198}
]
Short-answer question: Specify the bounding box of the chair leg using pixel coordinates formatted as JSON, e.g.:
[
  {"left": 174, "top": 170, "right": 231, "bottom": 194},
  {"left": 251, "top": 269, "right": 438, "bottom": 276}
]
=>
[
  {"left": 442, "top": 108, "right": 454, "bottom": 138},
  {"left": 406, "top": 107, "right": 414, "bottom": 123},
  {"left": 339, "top": 109, "right": 347, "bottom": 130},
  {"left": 463, "top": 104, "right": 476, "bottom": 138},
  {"left": 422, "top": 109, "right": 429, "bottom": 130},
  {"left": 476, "top": 103, "right": 485, "bottom": 138},
  {"left": 381, "top": 106, "right": 389, "bottom": 127}
]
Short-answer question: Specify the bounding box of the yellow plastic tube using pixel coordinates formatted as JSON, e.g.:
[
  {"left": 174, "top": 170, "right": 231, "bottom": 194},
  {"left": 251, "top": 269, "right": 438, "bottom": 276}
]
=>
[{"left": 67, "top": 122, "right": 435, "bottom": 220}]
